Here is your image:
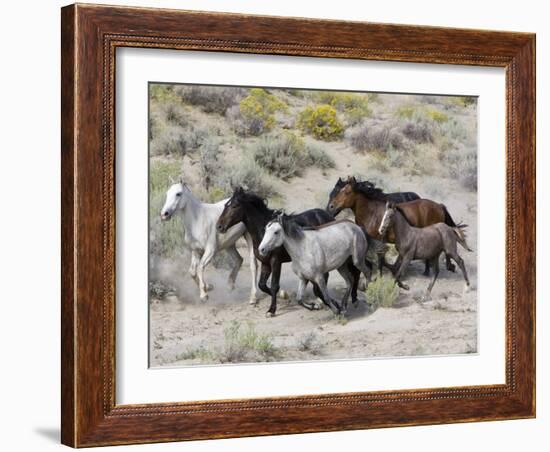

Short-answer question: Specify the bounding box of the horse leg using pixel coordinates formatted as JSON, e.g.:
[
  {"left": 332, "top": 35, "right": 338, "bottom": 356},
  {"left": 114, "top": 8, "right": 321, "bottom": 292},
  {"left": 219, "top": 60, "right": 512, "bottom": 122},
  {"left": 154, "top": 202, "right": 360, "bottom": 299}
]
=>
[
  {"left": 188, "top": 250, "right": 201, "bottom": 287},
  {"left": 312, "top": 273, "right": 328, "bottom": 309},
  {"left": 225, "top": 246, "right": 243, "bottom": 291},
  {"left": 377, "top": 252, "right": 385, "bottom": 277},
  {"left": 423, "top": 259, "right": 431, "bottom": 276},
  {"left": 313, "top": 274, "right": 341, "bottom": 315},
  {"left": 296, "top": 277, "right": 316, "bottom": 311},
  {"left": 394, "top": 253, "right": 413, "bottom": 291},
  {"left": 348, "top": 260, "right": 360, "bottom": 307},
  {"left": 244, "top": 232, "right": 259, "bottom": 304},
  {"left": 450, "top": 252, "right": 470, "bottom": 291},
  {"left": 352, "top": 242, "right": 372, "bottom": 288},
  {"left": 266, "top": 259, "right": 282, "bottom": 317},
  {"left": 424, "top": 255, "right": 440, "bottom": 300},
  {"left": 445, "top": 254, "right": 456, "bottom": 272},
  {"left": 197, "top": 246, "right": 215, "bottom": 301},
  {"left": 258, "top": 262, "right": 272, "bottom": 297},
  {"left": 336, "top": 265, "right": 353, "bottom": 315}
]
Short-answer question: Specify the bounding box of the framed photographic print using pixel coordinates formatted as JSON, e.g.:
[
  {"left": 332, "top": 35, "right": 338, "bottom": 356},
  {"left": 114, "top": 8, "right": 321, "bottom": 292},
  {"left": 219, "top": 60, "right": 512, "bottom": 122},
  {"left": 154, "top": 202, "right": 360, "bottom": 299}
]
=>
[{"left": 61, "top": 3, "right": 535, "bottom": 447}]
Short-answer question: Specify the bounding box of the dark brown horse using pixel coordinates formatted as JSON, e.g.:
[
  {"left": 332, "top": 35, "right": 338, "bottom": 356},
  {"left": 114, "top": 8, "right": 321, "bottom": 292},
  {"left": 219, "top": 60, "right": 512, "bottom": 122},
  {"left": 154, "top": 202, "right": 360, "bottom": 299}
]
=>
[
  {"left": 216, "top": 187, "right": 361, "bottom": 316},
  {"left": 327, "top": 177, "right": 463, "bottom": 274}
]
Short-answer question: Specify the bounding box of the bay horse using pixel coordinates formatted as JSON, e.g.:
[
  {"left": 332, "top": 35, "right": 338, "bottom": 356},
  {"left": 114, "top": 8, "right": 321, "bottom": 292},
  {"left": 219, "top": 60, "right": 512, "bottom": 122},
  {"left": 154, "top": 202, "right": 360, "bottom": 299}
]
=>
[
  {"left": 216, "top": 187, "right": 361, "bottom": 316},
  {"left": 327, "top": 177, "right": 464, "bottom": 275},
  {"left": 379, "top": 201, "right": 471, "bottom": 298},
  {"left": 327, "top": 177, "right": 421, "bottom": 276},
  {"left": 259, "top": 215, "right": 371, "bottom": 315},
  {"left": 327, "top": 177, "right": 420, "bottom": 209},
  {"left": 160, "top": 181, "right": 258, "bottom": 303}
]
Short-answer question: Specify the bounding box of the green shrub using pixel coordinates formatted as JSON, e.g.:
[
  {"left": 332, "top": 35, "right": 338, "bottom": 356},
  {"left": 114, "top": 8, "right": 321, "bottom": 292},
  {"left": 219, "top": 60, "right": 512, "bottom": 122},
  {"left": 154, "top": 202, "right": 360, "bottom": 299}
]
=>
[
  {"left": 303, "top": 142, "right": 335, "bottom": 170},
  {"left": 198, "top": 137, "right": 224, "bottom": 191},
  {"left": 365, "top": 275, "right": 400, "bottom": 308},
  {"left": 395, "top": 106, "right": 416, "bottom": 119},
  {"left": 314, "top": 92, "right": 371, "bottom": 125},
  {"left": 150, "top": 125, "right": 210, "bottom": 156},
  {"left": 425, "top": 108, "right": 449, "bottom": 123},
  {"left": 221, "top": 157, "right": 276, "bottom": 199},
  {"left": 226, "top": 105, "right": 266, "bottom": 137},
  {"left": 448, "top": 96, "right": 477, "bottom": 108},
  {"left": 252, "top": 132, "right": 334, "bottom": 179},
  {"left": 346, "top": 121, "right": 404, "bottom": 152},
  {"left": 149, "top": 160, "right": 185, "bottom": 260},
  {"left": 238, "top": 88, "right": 287, "bottom": 132},
  {"left": 174, "top": 85, "right": 246, "bottom": 114},
  {"left": 401, "top": 117, "right": 434, "bottom": 143},
  {"left": 220, "top": 321, "right": 278, "bottom": 363},
  {"left": 441, "top": 145, "right": 477, "bottom": 190},
  {"left": 297, "top": 104, "right": 344, "bottom": 140},
  {"left": 150, "top": 84, "right": 178, "bottom": 103}
]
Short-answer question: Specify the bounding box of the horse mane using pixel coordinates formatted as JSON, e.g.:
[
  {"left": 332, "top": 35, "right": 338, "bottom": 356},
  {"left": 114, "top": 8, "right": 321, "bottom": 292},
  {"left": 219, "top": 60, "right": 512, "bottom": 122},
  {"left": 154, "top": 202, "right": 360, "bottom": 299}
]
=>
[
  {"left": 280, "top": 215, "right": 305, "bottom": 240},
  {"left": 351, "top": 180, "right": 388, "bottom": 201},
  {"left": 233, "top": 190, "right": 272, "bottom": 214}
]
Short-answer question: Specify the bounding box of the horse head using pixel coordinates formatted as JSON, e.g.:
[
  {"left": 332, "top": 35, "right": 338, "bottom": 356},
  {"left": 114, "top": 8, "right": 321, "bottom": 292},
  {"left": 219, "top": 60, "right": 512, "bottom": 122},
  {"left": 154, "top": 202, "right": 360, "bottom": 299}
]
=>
[
  {"left": 259, "top": 216, "right": 285, "bottom": 257},
  {"left": 217, "top": 187, "right": 246, "bottom": 233},
  {"left": 160, "top": 180, "right": 189, "bottom": 220},
  {"left": 327, "top": 177, "right": 356, "bottom": 215}
]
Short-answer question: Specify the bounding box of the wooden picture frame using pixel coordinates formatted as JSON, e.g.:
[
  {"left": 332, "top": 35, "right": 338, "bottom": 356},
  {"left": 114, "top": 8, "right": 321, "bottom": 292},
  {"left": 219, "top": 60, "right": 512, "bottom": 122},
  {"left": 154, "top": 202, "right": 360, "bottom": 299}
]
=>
[{"left": 61, "top": 3, "right": 535, "bottom": 447}]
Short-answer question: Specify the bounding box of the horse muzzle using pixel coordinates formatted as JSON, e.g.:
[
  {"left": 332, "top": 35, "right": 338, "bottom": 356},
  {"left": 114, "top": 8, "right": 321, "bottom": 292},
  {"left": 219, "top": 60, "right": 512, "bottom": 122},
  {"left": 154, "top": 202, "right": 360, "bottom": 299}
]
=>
[{"left": 327, "top": 203, "right": 341, "bottom": 216}]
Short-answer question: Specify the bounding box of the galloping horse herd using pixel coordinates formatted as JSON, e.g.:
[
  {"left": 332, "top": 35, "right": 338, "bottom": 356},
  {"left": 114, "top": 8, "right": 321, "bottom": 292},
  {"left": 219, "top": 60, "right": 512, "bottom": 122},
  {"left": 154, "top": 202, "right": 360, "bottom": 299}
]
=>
[{"left": 160, "top": 176, "right": 472, "bottom": 317}]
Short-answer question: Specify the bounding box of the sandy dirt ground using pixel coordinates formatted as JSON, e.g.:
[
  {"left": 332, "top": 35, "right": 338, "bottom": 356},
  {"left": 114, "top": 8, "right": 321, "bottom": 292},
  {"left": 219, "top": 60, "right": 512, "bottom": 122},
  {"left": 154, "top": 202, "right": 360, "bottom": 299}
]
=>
[{"left": 150, "top": 142, "right": 478, "bottom": 367}]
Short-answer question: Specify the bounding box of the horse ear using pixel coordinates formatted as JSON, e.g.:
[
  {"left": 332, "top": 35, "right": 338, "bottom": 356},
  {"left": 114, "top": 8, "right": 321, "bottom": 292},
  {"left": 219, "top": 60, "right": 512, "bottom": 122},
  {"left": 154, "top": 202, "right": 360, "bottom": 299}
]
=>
[
  {"left": 349, "top": 176, "right": 357, "bottom": 185},
  {"left": 337, "top": 177, "right": 342, "bottom": 183}
]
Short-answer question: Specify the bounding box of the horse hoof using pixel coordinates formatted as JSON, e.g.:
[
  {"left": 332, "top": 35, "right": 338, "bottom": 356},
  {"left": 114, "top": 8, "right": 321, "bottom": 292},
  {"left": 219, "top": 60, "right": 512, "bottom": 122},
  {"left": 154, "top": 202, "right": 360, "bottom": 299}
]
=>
[
  {"left": 401, "top": 283, "right": 410, "bottom": 291},
  {"left": 279, "top": 290, "right": 289, "bottom": 300},
  {"left": 249, "top": 299, "right": 259, "bottom": 306},
  {"left": 206, "top": 283, "right": 214, "bottom": 291},
  {"left": 265, "top": 311, "right": 275, "bottom": 318},
  {"left": 463, "top": 284, "right": 471, "bottom": 294},
  {"left": 200, "top": 294, "right": 209, "bottom": 302},
  {"left": 422, "top": 293, "right": 432, "bottom": 302},
  {"left": 228, "top": 283, "right": 236, "bottom": 291}
]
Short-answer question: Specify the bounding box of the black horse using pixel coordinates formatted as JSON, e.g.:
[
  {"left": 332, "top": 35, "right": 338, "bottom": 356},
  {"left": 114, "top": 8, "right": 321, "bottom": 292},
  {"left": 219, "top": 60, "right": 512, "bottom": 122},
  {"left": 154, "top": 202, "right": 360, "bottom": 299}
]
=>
[{"left": 216, "top": 187, "right": 362, "bottom": 316}]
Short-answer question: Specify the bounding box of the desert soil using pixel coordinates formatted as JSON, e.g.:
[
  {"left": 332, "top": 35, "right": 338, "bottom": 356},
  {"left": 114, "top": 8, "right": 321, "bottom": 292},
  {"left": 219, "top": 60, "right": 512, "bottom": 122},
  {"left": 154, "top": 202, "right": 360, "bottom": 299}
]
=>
[{"left": 150, "top": 141, "right": 478, "bottom": 367}]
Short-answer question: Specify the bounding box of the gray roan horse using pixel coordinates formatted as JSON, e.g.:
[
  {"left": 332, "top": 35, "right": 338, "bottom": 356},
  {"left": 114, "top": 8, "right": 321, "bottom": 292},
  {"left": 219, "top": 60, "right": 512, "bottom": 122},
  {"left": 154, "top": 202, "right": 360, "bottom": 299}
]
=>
[
  {"left": 379, "top": 201, "right": 472, "bottom": 299},
  {"left": 259, "top": 215, "right": 372, "bottom": 315},
  {"left": 160, "top": 181, "right": 258, "bottom": 303}
]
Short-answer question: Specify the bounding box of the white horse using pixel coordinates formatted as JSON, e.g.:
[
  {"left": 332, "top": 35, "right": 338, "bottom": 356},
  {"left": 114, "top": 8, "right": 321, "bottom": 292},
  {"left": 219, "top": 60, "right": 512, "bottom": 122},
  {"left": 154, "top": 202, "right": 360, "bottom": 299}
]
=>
[
  {"left": 258, "top": 215, "right": 371, "bottom": 315},
  {"left": 160, "top": 181, "right": 258, "bottom": 303}
]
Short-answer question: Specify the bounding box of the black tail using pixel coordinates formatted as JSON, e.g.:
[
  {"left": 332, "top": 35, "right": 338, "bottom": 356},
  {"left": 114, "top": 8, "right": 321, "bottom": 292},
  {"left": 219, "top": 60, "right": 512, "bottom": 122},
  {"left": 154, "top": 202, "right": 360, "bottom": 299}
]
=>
[{"left": 442, "top": 204, "right": 457, "bottom": 227}]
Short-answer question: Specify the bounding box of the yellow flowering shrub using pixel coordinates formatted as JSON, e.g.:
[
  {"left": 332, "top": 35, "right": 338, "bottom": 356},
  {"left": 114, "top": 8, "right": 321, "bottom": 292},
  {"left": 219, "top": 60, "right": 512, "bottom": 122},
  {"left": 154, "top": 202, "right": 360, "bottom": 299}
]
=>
[{"left": 297, "top": 104, "right": 344, "bottom": 141}]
